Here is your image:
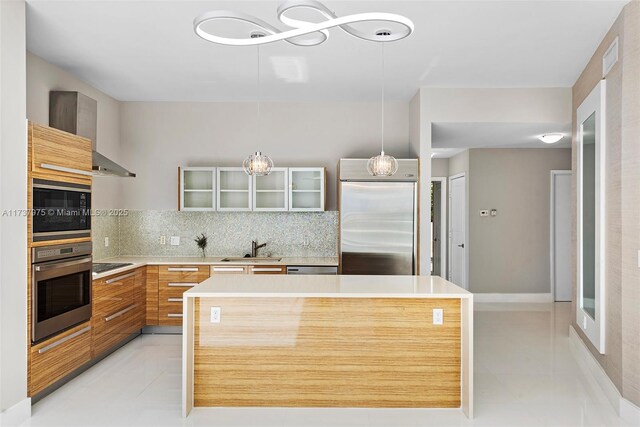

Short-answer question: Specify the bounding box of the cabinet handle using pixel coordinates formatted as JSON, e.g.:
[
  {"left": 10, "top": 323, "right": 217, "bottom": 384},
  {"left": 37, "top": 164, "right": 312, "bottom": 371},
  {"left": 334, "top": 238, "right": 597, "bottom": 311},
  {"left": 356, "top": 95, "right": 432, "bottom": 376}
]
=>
[
  {"left": 37, "top": 326, "right": 91, "bottom": 354},
  {"left": 167, "top": 283, "right": 198, "bottom": 287},
  {"left": 40, "top": 163, "right": 93, "bottom": 177},
  {"left": 167, "top": 313, "right": 183, "bottom": 318},
  {"left": 167, "top": 267, "right": 199, "bottom": 272},
  {"left": 105, "top": 272, "right": 136, "bottom": 284},
  {"left": 104, "top": 304, "right": 137, "bottom": 322},
  {"left": 251, "top": 268, "right": 283, "bottom": 272},
  {"left": 168, "top": 298, "right": 183, "bottom": 302},
  {"left": 213, "top": 267, "right": 244, "bottom": 272}
]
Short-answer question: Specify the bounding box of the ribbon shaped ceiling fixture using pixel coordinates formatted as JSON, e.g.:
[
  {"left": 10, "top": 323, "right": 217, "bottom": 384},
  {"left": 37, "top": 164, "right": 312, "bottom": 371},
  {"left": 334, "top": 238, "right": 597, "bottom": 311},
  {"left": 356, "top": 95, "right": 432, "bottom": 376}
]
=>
[
  {"left": 194, "top": 0, "right": 414, "bottom": 177},
  {"left": 193, "top": 0, "right": 414, "bottom": 47}
]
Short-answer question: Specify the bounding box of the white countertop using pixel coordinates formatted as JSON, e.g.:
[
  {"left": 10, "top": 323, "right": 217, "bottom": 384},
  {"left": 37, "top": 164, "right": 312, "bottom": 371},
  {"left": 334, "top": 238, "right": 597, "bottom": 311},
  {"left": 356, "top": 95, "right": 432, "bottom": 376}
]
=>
[
  {"left": 184, "top": 274, "right": 471, "bottom": 299},
  {"left": 92, "top": 256, "right": 339, "bottom": 280}
]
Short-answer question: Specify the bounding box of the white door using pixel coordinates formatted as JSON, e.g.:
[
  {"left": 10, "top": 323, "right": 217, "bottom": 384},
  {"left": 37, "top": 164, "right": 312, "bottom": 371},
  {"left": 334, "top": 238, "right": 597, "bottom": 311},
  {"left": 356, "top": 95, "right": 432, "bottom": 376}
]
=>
[
  {"left": 432, "top": 181, "right": 442, "bottom": 276},
  {"left": 449, "top": 175, "right": 466, "bottom": 289},
  {"left": 552, "top": 171, "right": 572, "bottom": 301}
]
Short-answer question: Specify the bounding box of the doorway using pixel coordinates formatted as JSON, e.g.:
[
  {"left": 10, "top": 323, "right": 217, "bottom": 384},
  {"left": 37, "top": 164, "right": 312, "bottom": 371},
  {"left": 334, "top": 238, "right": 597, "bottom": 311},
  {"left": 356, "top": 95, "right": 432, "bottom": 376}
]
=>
[
  {"left": 449, "top": 173, "right": 467, "bottom": 289},
  {"left": 551, "top": 170, "right": 572, "bottom": 301},
  {"left": 431, "top": 178, "right": 447, "bottom": 277}
]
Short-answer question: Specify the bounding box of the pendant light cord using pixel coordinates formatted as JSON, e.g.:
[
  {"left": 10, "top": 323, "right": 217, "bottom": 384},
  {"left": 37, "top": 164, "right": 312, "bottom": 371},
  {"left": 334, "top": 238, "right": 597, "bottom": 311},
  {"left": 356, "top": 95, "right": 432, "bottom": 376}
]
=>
[
  {"left": 381, "top": 41, "right": 385, "bottom": 153},
  {"left": 257, "top": 43, "right": 261, "bottom": 147}
]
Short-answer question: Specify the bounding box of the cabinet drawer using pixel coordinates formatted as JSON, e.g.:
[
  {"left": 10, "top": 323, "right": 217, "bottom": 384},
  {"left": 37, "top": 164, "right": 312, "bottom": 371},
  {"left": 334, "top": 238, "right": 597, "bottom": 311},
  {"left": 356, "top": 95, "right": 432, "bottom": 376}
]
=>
[
  {"left": 92, "top": 303, "right": 143, "bottom": 357},
  {"left": 159, "top": 283, "right": 197, "bottom": 299},
  {"left": 159, "top": 265, "right": 209, "bottom": 283},
  {"left": 93, "top": 271, "right": 136, "bottom": 318},
  {"left": 248, "top": 265, "right": 286, "bottom": 275},
  {"left": 30, "top": 322, "right": 92, "bottom": 396},
  {"left": 159, "top": 300, "right": 184, "bottom": 326},
  {"left": 211, "top": 266, "right": 248, "bottom": 274}
]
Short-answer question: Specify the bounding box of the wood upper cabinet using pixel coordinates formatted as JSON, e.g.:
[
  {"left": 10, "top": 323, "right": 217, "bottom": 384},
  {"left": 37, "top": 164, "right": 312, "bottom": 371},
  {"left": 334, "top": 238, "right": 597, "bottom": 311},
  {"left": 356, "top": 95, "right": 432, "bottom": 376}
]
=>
[
  {"left": 158, "top": 265, "right": 210, "bottom": 325},
  {"left": 29, "top": 122, "right": 93, "bottom": 180},
  {"left": 92, "top": 268, "right": 145, "bottom": 357},
  {"left": 29, "top": 321, "right": 92, "bottom": 396}
]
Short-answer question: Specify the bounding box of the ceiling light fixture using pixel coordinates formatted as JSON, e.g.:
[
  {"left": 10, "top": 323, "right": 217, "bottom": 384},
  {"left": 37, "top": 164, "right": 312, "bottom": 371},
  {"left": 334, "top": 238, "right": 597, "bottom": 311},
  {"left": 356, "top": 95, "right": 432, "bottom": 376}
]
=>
[
  {"left": 243, "top": 34, "right": 273, "bottom": 176},
  {"left": 538, "top": 133, "right": 564, "bottom": 144},
  {"left": 367, "top": 34, "right": 398, "bottom": 177},
  {"left": 193, "top": 0, "right": 414, "bottom": 47}
]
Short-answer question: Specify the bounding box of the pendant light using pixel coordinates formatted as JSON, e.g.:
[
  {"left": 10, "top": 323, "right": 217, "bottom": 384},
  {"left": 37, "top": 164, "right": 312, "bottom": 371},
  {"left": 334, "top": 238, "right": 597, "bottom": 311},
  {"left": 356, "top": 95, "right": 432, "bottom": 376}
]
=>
[
  {"left": 243, "top": 34, "right": 273, "bottom": 176},
  {"left": 368, "top": 37, "right": 398, "bottom": 177}
]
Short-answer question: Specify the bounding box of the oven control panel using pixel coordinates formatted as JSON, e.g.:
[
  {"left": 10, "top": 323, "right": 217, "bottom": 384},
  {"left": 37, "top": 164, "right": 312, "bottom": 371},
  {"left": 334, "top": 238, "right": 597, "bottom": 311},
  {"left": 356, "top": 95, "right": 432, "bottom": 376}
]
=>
[{"left": 33, "top": 242, "right": 93, "bottom": 263}]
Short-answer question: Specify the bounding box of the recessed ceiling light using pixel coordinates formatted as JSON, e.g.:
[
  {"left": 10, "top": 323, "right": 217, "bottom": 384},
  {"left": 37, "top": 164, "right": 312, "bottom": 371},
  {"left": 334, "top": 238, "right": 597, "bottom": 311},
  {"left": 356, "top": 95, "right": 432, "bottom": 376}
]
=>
[{"left": 538, "top": 133, "right": 564, "bottom": 144}]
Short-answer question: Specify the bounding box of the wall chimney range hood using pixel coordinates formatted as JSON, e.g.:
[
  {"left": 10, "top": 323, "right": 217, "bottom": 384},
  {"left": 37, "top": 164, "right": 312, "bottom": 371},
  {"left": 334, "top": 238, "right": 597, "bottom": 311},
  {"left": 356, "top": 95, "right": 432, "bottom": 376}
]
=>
[{"left": 49, "top": 91, "right": 136, "bottom": 177}]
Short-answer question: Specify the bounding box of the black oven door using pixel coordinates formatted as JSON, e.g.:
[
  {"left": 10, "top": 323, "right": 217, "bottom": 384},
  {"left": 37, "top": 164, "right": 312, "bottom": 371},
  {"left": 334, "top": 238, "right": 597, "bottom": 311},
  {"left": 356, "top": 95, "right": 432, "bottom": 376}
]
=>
[
  {"left": 32, "top": 255, "right": 92, "bottom": 343},
  {"left": 32, "top": 179, "right": 91, "bottom": 242}
]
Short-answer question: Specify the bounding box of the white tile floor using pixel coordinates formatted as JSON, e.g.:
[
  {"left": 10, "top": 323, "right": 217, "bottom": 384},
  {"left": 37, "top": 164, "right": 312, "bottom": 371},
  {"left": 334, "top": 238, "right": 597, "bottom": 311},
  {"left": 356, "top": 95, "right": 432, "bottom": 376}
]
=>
[{"left": 23, "top": 303, "right": 630, "bottom": 427}]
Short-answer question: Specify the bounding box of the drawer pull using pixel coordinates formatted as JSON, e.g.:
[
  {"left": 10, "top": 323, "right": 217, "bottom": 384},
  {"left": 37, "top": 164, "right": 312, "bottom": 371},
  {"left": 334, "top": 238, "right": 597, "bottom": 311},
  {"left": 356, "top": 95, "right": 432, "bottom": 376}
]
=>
[
  {"left": 40, "top": 163, "right": 93, "bottom": 177},
  {"left": 105, "top": 272, "right": 136, "bottom": 284},
  {"left": 252, "top": 268, "right": 283, "bottom": 272},
  {"left": 213, "top": 267, "right": 244, "bottom": 272},
  {"left": 38, "top": 326, "right": 91, "bottom": 354},
  {"left": 167, "top": 283, "right": 198, "bottom": 287},
  {"left": 104, "top": 304, "right": 137, "bottom": 322},
  {"left": 167, "top": 267, "right": 199, "bottom": 272},
  {"left": 168, "top": 313, "right": 183, "bottom": 318},
  {"left": 168, "top": 298, "right": 183, "bottom": 302}
]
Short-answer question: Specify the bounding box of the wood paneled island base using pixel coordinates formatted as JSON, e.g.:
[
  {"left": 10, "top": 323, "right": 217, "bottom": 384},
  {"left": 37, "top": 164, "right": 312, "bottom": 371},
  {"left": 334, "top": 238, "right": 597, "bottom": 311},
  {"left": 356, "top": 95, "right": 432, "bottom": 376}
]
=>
[{"left": 183, "top": 275, "right": 473, "bottom": 418}]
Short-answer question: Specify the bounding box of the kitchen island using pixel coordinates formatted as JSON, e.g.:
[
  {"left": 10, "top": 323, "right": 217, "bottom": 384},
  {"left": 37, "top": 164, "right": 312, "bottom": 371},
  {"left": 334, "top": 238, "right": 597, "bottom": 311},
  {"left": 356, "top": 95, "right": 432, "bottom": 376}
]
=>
[{"left": 182, "top": 275, "right": 473, "bottom": 418}]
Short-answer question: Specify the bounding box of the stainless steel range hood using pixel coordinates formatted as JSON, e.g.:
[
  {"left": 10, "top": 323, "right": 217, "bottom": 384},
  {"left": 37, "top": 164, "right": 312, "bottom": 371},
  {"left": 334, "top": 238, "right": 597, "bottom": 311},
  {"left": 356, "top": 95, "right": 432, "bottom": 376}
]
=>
[{"left": 49, "top": 91, "right": 136, "bottom": 177}]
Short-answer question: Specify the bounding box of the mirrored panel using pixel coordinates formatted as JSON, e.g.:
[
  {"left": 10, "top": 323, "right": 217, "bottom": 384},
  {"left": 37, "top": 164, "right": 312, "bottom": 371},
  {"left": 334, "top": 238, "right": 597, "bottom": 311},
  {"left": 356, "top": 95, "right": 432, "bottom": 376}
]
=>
[{"left": 581, "top": 112, "right": 596, "bottom": 320}]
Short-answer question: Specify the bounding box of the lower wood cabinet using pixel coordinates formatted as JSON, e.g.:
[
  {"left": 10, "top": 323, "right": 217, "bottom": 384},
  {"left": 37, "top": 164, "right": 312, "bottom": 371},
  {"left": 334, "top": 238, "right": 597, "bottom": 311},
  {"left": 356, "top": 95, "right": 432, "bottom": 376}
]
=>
[
  {"left": 210, "top": 266, "right": 248, "bottom": 274},
  {"left": 158, "top": 265, "right": 210, "bottom": 326},
  {"left": 248, "top": 265, "right": 286, "bottom": 275},
  {"left": 29, "top": 321, "right": 92, "bottom": 396},
  {"left": 92, "top": 268, "right": 145, "bottom": 358}
]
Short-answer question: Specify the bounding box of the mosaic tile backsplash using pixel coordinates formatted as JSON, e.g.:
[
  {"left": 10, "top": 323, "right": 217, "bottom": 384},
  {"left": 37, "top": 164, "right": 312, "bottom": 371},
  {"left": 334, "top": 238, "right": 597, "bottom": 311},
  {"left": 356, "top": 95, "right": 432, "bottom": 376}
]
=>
[{"left": 93, "top": 210, "right": 338, "bottom": 260}]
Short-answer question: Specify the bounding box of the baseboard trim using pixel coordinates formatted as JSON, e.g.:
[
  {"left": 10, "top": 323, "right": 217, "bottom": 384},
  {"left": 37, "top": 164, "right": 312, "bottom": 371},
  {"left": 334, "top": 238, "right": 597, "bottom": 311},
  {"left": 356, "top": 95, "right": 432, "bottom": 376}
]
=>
[
  {"left": 0, "top": 397, "right": 31, "bottom": 427},
  {"left": 569, "top": 325, "right": 640, "bottom": 425},
  {"left": 473, "top": 293, "right": 553, "bottom": 303}
]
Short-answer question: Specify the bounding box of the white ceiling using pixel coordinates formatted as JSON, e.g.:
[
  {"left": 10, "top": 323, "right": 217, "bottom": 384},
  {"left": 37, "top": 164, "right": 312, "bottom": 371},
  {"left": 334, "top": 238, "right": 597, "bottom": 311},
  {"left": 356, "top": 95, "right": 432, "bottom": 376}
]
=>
[
  {"left": 26, "top": 1, "right": 628, "bottom": 102},
  {"left": 431, "top": 122, "right": 572, "bottom": 158}
]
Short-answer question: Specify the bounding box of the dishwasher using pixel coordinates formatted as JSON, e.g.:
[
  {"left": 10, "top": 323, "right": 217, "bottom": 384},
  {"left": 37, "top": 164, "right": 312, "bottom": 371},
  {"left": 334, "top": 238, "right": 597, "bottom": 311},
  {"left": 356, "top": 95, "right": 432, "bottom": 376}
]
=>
[{"left": 286, "top": 266, "right": 338, "bottom": 275}]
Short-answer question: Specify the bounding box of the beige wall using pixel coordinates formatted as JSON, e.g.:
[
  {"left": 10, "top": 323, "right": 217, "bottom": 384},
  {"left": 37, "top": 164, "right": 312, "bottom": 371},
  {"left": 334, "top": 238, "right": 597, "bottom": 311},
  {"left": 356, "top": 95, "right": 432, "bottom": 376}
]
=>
[
  {"left": 431, "top": 159, "right": 449, "bottom": 177},
  {"left": 448, "top": 150, "right": 469, "bottom": 177},
  {"left": 26, "top": 52, "right": 123, "bottom": 209},
  {"left": 571, "top": 1, "right": 640, "bottom": 407},
  {"left": 0, "top": 0, "right": 28, "bottom": 417},
  {"left": 119, "top": 101, "right": 410, "bottom": 211},
  {"left": 467, "top": 148, "right": 571, "bottom": 294}
]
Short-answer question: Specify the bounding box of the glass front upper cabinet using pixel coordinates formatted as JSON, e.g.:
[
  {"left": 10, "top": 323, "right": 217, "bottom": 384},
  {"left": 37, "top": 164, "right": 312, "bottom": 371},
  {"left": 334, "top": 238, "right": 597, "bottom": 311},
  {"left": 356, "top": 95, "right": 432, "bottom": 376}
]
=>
[
  {"left": 576, "top": 80, "right": 606, "bottom": 354},
  {"left": 253, "top": 167, "right": 288, "bottom": 211},
  {"left": 288, "top": 168, "right": 326, "bottom": 211},
  {"left": 180, "top": 167, "right": 216, "bottom": 211},
  {"left": 217, "top": 167, "right": 252, "bottom": 211}
]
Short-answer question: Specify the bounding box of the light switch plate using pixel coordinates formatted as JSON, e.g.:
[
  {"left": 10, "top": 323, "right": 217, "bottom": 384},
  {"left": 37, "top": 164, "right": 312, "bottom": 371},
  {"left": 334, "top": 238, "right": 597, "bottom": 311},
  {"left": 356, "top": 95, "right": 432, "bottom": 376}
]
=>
[
  {"left": 211, "top": 307, "right": 221, "bottom": 323},
  {"left": 104, "top": 237, "right": 109, "bottom": 247},
  {"left": 479, "top": 210, "right": 489, "bottom": 217},
  {"left": 433, "top": 308, "right": 443, "bottom": 325},
  {"left": 490, "top": 209, "right": 498, "bottom": 216},
  {"left": 160, "top": 236, "right": 166, "bottom": 245},
  {"left": 170, "top": 236, "right": 180, "bottom": 246}
]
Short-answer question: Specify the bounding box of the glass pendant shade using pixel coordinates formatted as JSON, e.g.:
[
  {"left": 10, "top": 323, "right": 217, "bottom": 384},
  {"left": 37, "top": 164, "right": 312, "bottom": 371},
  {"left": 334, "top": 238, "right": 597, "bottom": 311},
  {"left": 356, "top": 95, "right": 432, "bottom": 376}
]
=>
[
  {"left": 367, "top": 150, "right": 398, "bottom": 176},
  {"left": 243, "top": 151, "right": 273, "bottom": 176}
]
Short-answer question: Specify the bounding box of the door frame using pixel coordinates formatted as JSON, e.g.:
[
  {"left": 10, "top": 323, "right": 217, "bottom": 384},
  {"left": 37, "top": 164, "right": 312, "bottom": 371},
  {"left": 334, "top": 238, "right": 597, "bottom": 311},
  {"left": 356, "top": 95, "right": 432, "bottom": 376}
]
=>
[
  {"left": 431, "top": 177, "right": 447, "bottom": 277},
  {"left": 448, "top": 172, "right": 468, "bottom": 289},
  {"left": 550, "top": 170, "right": 572, "bottom": 301}
]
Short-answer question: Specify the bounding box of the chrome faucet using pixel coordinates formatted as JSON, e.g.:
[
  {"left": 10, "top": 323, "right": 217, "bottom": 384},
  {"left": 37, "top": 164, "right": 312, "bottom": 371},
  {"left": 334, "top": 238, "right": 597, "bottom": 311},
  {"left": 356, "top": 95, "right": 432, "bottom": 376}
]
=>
[{"left": 251, "top": 240, "right": 267, "bottom": 258}]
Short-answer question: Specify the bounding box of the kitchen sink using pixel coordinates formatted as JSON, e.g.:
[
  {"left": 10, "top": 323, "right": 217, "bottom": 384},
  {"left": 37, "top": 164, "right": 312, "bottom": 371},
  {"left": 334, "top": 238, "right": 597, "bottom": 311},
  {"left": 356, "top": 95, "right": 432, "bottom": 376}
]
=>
[{"left": 221, "top": 257, "right": 282, "bottom": 263}]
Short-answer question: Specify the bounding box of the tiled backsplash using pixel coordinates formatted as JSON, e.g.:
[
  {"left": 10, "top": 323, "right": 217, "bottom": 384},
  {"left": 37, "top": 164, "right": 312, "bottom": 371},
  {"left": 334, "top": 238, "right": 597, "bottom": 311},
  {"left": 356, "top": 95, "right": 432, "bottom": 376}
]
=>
[{"left": 93, "top": 210, "right": 338, "bottom": 260}]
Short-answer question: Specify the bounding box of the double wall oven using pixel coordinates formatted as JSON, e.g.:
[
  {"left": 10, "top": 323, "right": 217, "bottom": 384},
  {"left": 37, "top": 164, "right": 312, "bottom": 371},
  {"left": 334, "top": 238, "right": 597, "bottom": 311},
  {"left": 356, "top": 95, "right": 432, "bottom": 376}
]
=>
[{"left": 31, "top": 242, "right": 93, "bottom": 343}]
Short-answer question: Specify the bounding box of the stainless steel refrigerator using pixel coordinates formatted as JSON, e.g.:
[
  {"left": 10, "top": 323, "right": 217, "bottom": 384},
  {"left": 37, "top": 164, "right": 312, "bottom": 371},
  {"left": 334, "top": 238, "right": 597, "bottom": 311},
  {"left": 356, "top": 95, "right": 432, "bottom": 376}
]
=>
[{"left": 339, "top": 159, "right": 419, "bottom": 275}]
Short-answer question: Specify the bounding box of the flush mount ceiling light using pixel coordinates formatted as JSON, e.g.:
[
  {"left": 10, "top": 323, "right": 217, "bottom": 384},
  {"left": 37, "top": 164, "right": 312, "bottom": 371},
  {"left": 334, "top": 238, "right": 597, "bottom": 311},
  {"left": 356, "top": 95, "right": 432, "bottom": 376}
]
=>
[
  {"left": 538, "top": 133, "right": 564, "bottom": 144},
  {"left": 193, "top": 0, "right": 414, "bottom": 47}
]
